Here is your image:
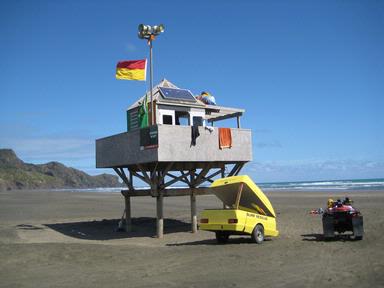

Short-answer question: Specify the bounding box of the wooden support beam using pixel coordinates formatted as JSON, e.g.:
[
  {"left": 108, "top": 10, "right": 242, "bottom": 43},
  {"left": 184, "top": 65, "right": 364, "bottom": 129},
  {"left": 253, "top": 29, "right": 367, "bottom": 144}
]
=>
[
  {"left": 129, "top": 170, "right": 134, "bottom": 188},
  {"left": 114, "top": 168, "right": 131, "bottom": 188},
  {"left": 228, "top": 163, "right": 241, "bottom": 177},
  {"left": 189, "top": 169, "right": 195, "bottom": 187},
  {"left": 121, "top": 187, "right": 213, "bottom": 197},
  {"left": 207, "top": 111, "right": 243, "bottom": 123},
  {"left": 131, "top": 170, "right": 148, "bottom": 184},
  {"left": 196, "top": 168, "right": 222, "bottom": 186},
  {"left": 234, "top": 163, "right": 245, "bottom": 176},
  {"left": 199, "top": 177, "right": 214, "bottom": 184},
  {"left": 158, "top": 162, "right": 174, "bottom": 184},
  {"left": 181, "top": 171, "right": 192, "bottom": 186},
  {"left": 207, "top": 168, "right": 223, "bottom": 179},
  {"left": 163, "top": 171, "right": 192, "bottom": 188},
  {"left": 165, "top": 187, "right": 212, "bottom": 196},
  {"left": 137, "top": 164, "right": 151, "bottom": 184},
  {"left": 122, "top": 189, "right": 149, "bottom": 197},
  {"left": 150, "top": 163, "right": 158, "bottom": 189},
  {"left": 193, "top": 164, "right": 211, "bottom": 186},
  {"left": 165, "top": 172, "right": 190, "bottom": 186}
]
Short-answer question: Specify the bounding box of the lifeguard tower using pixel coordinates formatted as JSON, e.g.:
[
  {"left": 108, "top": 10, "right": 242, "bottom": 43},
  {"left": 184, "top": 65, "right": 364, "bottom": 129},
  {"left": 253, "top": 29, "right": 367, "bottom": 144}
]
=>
[{"left": 96, "top": 79, "right": 252, "bottom": 238}]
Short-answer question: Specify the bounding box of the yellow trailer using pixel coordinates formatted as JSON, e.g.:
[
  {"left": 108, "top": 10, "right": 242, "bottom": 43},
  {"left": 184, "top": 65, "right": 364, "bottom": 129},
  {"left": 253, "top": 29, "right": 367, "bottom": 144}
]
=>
[{"left": 199, "top": 175, "right": 279, "bottom": 244}]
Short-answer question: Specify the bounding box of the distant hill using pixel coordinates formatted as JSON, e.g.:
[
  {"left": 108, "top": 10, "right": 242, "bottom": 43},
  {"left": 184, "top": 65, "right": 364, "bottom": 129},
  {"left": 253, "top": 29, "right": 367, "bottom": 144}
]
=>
[{"left": 0, "top": 149, "right": 123, "bottom": 191}]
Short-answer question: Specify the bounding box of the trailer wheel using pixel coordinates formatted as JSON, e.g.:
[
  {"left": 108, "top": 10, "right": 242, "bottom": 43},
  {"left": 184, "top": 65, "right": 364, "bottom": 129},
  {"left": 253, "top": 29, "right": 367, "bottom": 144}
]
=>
[
  {"left": 252, "top": 224, "right": 264, "bottom": 244},
  {"left": 215, "top": 231, "right": 229, "bottom": 244}
]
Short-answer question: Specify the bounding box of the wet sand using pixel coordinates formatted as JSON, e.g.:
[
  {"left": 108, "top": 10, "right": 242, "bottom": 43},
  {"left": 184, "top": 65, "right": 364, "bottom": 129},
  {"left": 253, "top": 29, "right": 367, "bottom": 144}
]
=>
[{"left": 1, "top": 189, "right": 383, "bottom": 287}]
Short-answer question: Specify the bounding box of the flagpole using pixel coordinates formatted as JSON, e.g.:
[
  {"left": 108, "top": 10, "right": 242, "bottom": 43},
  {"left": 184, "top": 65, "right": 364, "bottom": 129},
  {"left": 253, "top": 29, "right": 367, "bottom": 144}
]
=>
[
  {"left": 138, "top": 24, "right": 164, "bottom": 126},
  {"left": 149, "top": 38, "right": 154, "bottom": 125}
]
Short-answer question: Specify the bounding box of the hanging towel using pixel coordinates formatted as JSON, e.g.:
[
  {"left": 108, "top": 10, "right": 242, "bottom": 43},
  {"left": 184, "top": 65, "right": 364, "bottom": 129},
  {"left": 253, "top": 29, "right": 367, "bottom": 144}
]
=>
[
  {"left": 191, "top": 125, "right": 200, "bottom": 146},
  {"left": 219, "top": 128, "right": 232, "bottom": 149}
]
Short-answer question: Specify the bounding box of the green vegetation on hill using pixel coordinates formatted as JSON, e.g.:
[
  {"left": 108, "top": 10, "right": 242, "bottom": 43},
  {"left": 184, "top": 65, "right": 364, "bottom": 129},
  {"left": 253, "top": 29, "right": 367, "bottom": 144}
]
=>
[{"left": 0, "top": 149, "right": 123, "bottom": 191}]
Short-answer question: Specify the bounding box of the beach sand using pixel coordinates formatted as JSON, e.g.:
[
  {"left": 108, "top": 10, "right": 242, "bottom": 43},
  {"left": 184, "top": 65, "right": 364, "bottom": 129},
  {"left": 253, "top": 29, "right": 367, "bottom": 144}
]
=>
[{"left": 1, "top": 189, "right": 383, "bottom": 287}]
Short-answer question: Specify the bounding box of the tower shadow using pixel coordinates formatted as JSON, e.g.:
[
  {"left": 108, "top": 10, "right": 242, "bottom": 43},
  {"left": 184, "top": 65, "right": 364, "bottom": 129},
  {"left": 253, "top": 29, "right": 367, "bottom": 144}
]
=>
[{"left": 45, "top": 217, "right": 191, "bottom": 240}]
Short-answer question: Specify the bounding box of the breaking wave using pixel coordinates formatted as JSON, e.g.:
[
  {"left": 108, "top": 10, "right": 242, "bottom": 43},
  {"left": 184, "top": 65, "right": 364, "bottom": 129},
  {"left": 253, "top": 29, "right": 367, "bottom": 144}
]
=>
[{"left": 259, "top": 178, "right": 384, "bottom": 191}]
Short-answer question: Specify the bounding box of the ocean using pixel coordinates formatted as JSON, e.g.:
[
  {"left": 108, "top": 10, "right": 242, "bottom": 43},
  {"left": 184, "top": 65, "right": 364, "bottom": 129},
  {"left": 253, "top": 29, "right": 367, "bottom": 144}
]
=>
[
  {"left": 56, "top": 178, "right": 384, "bottom": 193},
  {"left": 259, "top": 178, "right": 384, "bottom": 191}
]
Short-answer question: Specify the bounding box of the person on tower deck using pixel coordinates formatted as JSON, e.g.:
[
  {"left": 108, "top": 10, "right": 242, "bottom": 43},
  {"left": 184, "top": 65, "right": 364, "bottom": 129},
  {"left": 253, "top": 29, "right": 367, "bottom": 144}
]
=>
[{"left": 196, "top": 91, "right": 216, "bottom": 105}]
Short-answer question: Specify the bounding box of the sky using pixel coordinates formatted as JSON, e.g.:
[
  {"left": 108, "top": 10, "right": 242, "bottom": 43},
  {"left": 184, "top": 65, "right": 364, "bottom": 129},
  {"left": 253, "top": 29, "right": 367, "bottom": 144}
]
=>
[{"left": 1, "top": 0, "right": 383, "bottom": 183}]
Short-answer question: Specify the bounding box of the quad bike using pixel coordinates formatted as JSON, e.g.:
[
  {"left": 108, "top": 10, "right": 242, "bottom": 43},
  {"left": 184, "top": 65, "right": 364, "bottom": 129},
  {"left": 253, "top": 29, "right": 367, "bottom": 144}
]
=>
[{"left": 322, "top": 204, "right": 363, "bottom": 240}]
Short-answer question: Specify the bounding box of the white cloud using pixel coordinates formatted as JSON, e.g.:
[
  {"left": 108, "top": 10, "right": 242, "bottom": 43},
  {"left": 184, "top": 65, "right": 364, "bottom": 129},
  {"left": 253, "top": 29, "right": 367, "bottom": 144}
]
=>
[
  {"left": 2, "top": 123, "right": 383, "bottom": 181},
  {"left": 0, "top": 137, "right": 94, "bottom": 161},
  {"left": 0, "top": 129, "right": 98, "bottom": 172}
]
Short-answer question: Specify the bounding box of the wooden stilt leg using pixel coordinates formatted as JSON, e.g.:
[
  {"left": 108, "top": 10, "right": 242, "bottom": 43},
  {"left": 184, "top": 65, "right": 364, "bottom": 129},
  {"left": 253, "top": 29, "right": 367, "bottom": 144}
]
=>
[
  {"left": 191, "top": 192, "right": 197, "bottom": 233},
  {"left": 156, "top": 194, "right": 164, "bottom": 238},
  {"left": 124, "top": 196, "right": 132, "bottom": 232}
]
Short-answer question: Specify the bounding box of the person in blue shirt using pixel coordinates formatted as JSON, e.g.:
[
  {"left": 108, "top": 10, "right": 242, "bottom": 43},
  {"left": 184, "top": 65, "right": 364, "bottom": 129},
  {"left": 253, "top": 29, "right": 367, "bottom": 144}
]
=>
[{"left": 197, "top": 91, "right": 216, "bottom": 105}]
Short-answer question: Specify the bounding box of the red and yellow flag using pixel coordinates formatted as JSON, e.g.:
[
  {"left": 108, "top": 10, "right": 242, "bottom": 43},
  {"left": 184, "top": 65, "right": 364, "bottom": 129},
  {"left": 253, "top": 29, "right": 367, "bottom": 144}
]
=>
[{"left": 116, "top": 59, "right": 147, "bottom": 81}]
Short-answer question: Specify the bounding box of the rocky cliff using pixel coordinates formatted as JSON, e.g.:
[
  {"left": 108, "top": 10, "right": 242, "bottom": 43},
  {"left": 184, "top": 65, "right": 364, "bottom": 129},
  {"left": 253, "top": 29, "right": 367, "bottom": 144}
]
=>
[{"left": 0, "top": 149, "right": 123, "bottom": 191}]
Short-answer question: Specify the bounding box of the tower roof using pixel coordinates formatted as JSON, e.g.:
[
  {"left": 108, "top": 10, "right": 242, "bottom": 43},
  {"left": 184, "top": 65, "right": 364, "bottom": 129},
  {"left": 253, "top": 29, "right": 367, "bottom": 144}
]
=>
[
  {"left": 127, "top": 79, "right": 245, "bottom": 123},
  {"left": 128, "top": 79, "right": 206, "bottom": 110}
]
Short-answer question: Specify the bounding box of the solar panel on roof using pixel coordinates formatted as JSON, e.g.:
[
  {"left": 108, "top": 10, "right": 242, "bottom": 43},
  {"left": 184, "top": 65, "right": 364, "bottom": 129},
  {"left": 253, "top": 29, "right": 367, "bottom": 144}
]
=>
[{"left": 159, "top": 87, "right": 197, "bottom": 103}]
